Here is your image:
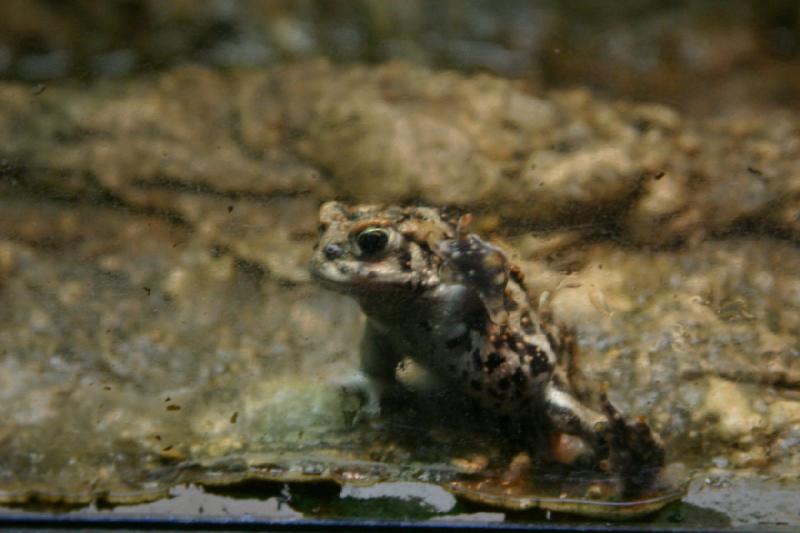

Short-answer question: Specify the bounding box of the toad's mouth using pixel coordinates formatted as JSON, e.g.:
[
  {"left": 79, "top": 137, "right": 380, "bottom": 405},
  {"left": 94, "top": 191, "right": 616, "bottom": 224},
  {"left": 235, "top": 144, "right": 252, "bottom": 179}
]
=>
[{"left": 310, "top": 260, "right": 432, "bottom": 294}]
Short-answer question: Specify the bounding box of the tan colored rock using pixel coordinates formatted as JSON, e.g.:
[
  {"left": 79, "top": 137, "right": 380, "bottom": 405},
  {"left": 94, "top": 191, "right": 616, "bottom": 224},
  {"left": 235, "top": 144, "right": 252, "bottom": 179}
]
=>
[
  {"left": 1, "top": 63, "right": 800, "bottom": 510},
  {"left": 697, "top": 377, "right": 764, "bottom": 442}
]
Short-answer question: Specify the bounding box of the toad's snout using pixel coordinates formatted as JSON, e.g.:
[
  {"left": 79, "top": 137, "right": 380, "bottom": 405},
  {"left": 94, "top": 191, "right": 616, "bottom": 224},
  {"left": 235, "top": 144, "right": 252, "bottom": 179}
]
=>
[{"left": 324, "top": 243, "right": 344, "bottom": 260}]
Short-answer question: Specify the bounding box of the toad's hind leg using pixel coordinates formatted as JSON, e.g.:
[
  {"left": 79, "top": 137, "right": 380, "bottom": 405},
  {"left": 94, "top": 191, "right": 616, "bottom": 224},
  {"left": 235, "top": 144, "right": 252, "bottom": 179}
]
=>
[
  {"left": 542, "top": 373, "right": 608, "bottom": 447},
  {"left": 542, "top": 372, "right": 665, "bottom": 489},
  {"left": 599, "top": 395, "right": 665, "bottom": 490}
]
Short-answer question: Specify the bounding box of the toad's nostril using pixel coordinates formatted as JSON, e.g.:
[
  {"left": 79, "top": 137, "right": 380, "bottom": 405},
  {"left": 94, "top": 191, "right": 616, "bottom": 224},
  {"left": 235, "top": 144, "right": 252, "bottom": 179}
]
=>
[{"left": 324, "top": 243, "right": 343, "bottom": 260}]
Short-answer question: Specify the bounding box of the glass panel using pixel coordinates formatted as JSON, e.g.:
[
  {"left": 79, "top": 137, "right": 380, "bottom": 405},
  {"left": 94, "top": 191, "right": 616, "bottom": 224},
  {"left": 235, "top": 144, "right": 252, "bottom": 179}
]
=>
[{"left": 1, "top": 1, "right": 798, "bottom": 529}]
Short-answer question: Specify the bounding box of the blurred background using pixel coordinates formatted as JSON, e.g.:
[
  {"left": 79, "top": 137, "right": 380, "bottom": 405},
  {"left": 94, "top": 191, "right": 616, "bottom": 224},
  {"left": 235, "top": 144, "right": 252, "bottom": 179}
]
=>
[{"left": 1, "top": 0, "right": 800, "bottom": 113}]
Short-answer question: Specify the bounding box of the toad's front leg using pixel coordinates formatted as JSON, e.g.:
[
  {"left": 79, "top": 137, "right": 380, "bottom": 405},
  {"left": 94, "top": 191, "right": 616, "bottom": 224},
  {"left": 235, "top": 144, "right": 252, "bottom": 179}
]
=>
[{"left": 341, "top": 320, "right": 404, "bottom": 421}]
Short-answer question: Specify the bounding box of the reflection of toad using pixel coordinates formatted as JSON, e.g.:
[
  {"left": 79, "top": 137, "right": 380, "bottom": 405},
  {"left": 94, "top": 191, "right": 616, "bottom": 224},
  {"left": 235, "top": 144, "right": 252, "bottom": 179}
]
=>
[{"left": 311, "top": 202, "right": 664, "bottom": 487}]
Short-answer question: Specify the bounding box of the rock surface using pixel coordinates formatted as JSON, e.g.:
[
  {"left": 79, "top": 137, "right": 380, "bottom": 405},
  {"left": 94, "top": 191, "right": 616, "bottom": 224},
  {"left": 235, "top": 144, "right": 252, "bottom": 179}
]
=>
[{"left": 0, "top": 62, "right": 799, "bottom": 523}]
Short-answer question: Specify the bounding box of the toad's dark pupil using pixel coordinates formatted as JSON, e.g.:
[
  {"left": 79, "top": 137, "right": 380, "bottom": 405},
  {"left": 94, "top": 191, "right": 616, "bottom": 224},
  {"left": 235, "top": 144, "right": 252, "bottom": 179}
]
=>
[{"left": 357, "top": 229, "right": 389, "bottom": 254}]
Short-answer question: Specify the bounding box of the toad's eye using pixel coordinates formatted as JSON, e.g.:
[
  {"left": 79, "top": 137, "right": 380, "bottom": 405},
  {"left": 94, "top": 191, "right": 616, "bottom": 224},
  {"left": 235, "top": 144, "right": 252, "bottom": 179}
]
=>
[{"left": 356, "top": 228, "right": 389, "bottom": 255}]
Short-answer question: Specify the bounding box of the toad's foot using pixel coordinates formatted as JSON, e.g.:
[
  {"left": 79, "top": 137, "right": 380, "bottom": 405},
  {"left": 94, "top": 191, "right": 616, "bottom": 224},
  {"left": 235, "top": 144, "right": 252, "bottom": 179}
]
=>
[
  {"left": 600, "top": 395, "right": 665, "bottom": 492},
  {"left": 337, "top": 371, "right": 384, "bottom": 425},
  {"left": 337, "top": 370, "right": 420, "bottom": 425}
]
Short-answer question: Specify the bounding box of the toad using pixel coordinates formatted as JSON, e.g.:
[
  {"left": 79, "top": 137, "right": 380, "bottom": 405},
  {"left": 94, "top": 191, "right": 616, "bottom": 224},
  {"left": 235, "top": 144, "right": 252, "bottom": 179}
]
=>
[{"left": 311, "top": 202, "right": 664, "bottom": 488}]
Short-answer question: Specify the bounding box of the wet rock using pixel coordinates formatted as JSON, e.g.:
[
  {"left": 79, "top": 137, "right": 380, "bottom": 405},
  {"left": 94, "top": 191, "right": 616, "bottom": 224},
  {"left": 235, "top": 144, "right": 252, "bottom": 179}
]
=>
[
  {"left": 625, "top": 112, "right": 800, "bottom": 245},
  {"left": 0, "top": 63, "right": 799, "bottom": 520},
  {"left": 237, "top": 62, "right": 800, "bottom": 243},
  {"left": 520, "top": 238, "right": 800, "bottom": 473},
  {"left": 697, "top": 378, "right": 764, "bottom": 443},
  {"left": 3, "top": 62, "right": 800, "bottom": 248},
  {"left": 259, "top": 63, "right": 646, "bottom": 219}
]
